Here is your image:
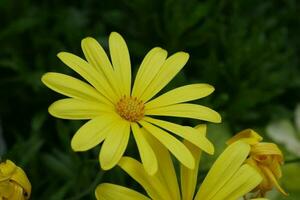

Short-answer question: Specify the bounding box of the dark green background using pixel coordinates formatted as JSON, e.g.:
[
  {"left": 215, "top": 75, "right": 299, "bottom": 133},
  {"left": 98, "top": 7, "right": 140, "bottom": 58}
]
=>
[{"left": 1, "top": 0, "right": 299, "bottom": 199}]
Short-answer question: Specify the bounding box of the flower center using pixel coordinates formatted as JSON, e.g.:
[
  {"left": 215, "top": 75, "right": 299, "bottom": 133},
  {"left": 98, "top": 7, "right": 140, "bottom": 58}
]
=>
[{"left": 116, "top": 96, "right": 145, "bottom": 122}]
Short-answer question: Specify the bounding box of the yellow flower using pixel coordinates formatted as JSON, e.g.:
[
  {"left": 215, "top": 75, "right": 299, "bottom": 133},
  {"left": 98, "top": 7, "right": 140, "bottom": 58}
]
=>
[
  {"left": 41, "top": 32, "right": 221, "bottom": 174},
  {"left": 95, "top": 125, "right": 262, "bottom": 200},
  {"left": 0, "top": 160, "right": 31, "bottom": 200},
  {"left": 227, "top": 129, "right": 288, "bottom": 197}
]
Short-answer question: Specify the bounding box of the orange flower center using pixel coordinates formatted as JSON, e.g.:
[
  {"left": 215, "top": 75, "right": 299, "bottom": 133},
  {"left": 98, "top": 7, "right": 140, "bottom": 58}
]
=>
[{"left": 116, "top": 96, "right": 145, "bottom": 122}]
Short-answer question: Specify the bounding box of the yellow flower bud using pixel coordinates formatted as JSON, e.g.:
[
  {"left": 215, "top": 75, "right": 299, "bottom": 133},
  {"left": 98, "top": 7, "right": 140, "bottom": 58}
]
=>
[
  {"left": 0, "top": 160, "right": 31, "bottom": 200},
  {"left": 227, "top": 129, "right": 288, "bottom": 197}
]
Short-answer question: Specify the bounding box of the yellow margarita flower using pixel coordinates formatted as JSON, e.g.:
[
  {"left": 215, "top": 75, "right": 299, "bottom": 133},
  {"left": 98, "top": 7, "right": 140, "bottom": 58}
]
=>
[
  {"left": 95, "top": 125, "right": 262, "bottom": 200},
  {"left": 227, "top": 129, "right": 288, "bottom": 197},
  {"left": 41, "top": 32, "right": 221, "bottom": 174},
  {"left": 0, "top": 160, "right": 31, "bottom": 200}
]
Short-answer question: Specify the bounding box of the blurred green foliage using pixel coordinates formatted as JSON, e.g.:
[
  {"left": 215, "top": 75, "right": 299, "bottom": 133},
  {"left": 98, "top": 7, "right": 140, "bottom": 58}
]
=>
[{"left": 0, "top": 0, "right": 299, "bottom": 199}]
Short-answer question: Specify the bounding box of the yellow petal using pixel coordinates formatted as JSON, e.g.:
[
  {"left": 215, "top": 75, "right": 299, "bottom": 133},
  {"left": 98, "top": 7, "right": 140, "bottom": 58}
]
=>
[
  {"left": 211, "top": 164, "right": 262, "bottom": 200},
  {"left": 118, "top": 157, "right": 172, "bottom": 200},
  {"left": 81, "top": 37, "right": 121, "bottom": 98},
  {"left": 8, "top": 184, "right": 24, "bottom": 200},
  {"left": 180, "top": 138, "right": 203, "bottom": 200},
  {"left": 57, "top": 52, "right": 119, "bottom": 103},
  {"left": 0, "top": 182, "right": 14, "bottom": 198},
  {"left": 142, "top": 128, "right": 181, "bottom": 200},
  {"left": 226, "top": 129, "right": 263, "bottom": 145},
  {"left": 41, "top": 72, "right": 112, "bottom": 105},
  {"left": 95, "top": 183, "right": 150, "bottom": 200},
  {"left": 260, "top": 165, "right": 288, "bottom": 196},
  {"left": 71, "top": 114, "right": 118, "bottom": 151},
  {"left": 131, "top": 123, "right": 158, "bottom": 175},
  {"left": 251, "top": 143, "right": 283, "bottom": 157},
  {"left": 144, "top": 117, "right": 214, "bottom": 154},
  {"left": 10, "top": 167, "right": 31, "bottom": 199},
  {"left": 195, "top": 141, "right": 250, "bottom": 200},
  {"left": 49, "top": 98, "right": 112, "bottom": 120},
  {"left": 99, "top": 120, "right": 130, "bottom": 170},
  {"left": 146, "top": 103, "right": 221, "bottom": 123},
  {"left": 146, "top": 84, "right": 215, "bottom": 109},
  {"left": 140, "top": 52, "right": 189, "bottom": 102},
  {"left": 0, "top": 160, "right": 31, "bottom": 199},
  {"left": 0, "top": 160, "right": 17, "bottom": 181},
  {"left": 269, "top": 158, "right": 282, "bottom": 178},
  {"left": 132, "top": 47, "right": 167, "bottom": 98},
  {"left": 139, "top": 120, "right": 195, "bottom": 169},
  {"left": 109, "top": 32, "right": 131, "bottom": 96},
  {"left": 246, "top": 157, "right": 271, "bottom": 192}
]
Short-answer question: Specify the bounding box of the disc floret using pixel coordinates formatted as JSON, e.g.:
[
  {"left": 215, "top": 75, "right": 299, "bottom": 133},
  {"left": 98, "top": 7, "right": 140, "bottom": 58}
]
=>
[{"left": 116, "top": 95, "right": 145, "bottom": 122}]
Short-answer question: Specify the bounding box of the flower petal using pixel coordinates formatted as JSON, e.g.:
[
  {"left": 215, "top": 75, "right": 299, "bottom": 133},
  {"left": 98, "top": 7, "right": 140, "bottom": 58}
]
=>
[
  {"left": 49, "top": 98, "right": 112, "bottom": 120},
  {"left": 139, "top": 120, "right": 195, "bottom": 169},
  {"left": 146, "top": 103, "right": 221, "bottom": 123},
  {"left": 211, "top": 164, "right": 262, "bottom": 200},
  {"left": 118, "top": 157, "right": 172, "bottom": 200},
  {"left": 8, "top": 184, "right": 24, "bottom": 200},
  {"left": 81, "top": 37, "right": 121, "bottom": 98},
  {"left": 142, "top": 128, "right": 181, "bottom": 200},
  {"left": 226, "top": 129, "right": 263, "bottom": 145},
  {"left": 0, "top": 182, "right": 14, "bottom": 198},
  {"left": 181, "top": 139, "right": 202, "bottom": 200},
  {"left": 260, "top": 165, "right": 288, "bottom": 196},
  {"left": 195, "top": 141, "right": 250, "bottom": 200},
  {"left": 144, "top": 117, "right": 214, "bottom": 154},
  {"left": 132, "top": 47, "right": 167, "bottom": 99},
  {"left": 131, "top": 123, "right": 158, "bottom": 175},
  {"left": 99, "top": 120, "right": 130, "bottom": 170},
  {"left": 251, "top": 143, "right": 283, "bottom": 157},
  {"left": 71, "top": 114, "right": 118, "bottom": 151},
  {"left": 140, "top": 52, "right": 189, "bottom": 102},
  {"left": 146, "top": 84, "right": 214, "bottom": 109},
  {"left": 42, "top": 72, "right": 112, "bottom": 105},
  {"left": 109, "top": 32, "right": 131, "bottom": 96},
  {"left": 9, "top": 164, "right": 32, "bottom": 198},
  {"left": 95, "top": 183, "right": 150, "bottom": 200},
  {"left": 0, "top": 160, "right": 17, "bottom": 181},
  {"left": 57, "top": 52, "right": 119, "bottom": 103}
]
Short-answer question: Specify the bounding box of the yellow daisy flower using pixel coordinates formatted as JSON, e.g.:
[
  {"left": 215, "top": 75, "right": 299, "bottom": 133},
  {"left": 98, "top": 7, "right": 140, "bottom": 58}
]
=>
[
  {"left": 95, "top": 125, "right": 262, "bottom": 200},
  {"left": 0, "top": 160, "right": 31, "bottom": 200},
  {"left": 41, "top": 32, "right": 221, "bottom": 174},
  {"left": 227, "top": 129, "right": 288, "bottom": 197}
]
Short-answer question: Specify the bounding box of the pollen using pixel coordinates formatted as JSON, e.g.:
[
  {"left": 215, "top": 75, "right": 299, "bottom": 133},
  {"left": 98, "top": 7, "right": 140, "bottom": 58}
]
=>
[{"left": 116, "top": 96, "right": 145, "bottom": 122}]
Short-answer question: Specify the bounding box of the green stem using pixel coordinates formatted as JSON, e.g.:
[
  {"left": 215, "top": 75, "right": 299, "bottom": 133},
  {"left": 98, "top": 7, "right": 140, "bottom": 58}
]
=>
[{"left": 285, "top": 158, "right": 300, "bottom": 164}]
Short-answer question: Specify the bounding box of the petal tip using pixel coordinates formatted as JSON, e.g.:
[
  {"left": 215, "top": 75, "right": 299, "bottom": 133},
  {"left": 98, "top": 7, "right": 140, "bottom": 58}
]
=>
[
  {"left": 144, "top": 164, "right": 158, "bottom": 175},
  {"left": 41, "top": 74, "right": 47, "bottom": 83},
  {"left": 215, "top": 113, "right": 222, "bottom": 123},
  {"left": 208, "top": 112, "right": 222, "bottom": 123},
  {"left": 100, "top": 159, "right": 116, "bottom": 171},
  {"left": 186, "top": 160, "right": 195, "bottom": 170},
  {"left": 207, "top": 144, "right": 215, "bottom": 155},
  {"left": 41, "top": 72, "right": 53, "bottom": 84},
  {"left": 110, "top": 31, "right": 122, "bottom": 38},
  {"left": 232, "top": 140, "right": 251, "bottom": 153},
  {"left": 47, "top": 104, "right": 54, "bottom": 115},
  {"left": 207, "top": 84, "right": 215, "bottom": 93},
  {"left": 99, "top": 150, "right": 121, "bottom": 171},
  {"left": 70, "top": 143, "right": 81, "bottom": 152},
  {"left": 183, "top": 151, "right": 195, "bottom": 170},
  {"left": 178, "top": 51, "right": 190, "bottom": 60},
  {"left": 70, "top": 132, "right": 90, "bottom": 152},
  {"left": 81, "top": 37, "right": 97, "bottom": 46},
  {"left": 57, "top": 52, "right": 67, "bottom": 59}
]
